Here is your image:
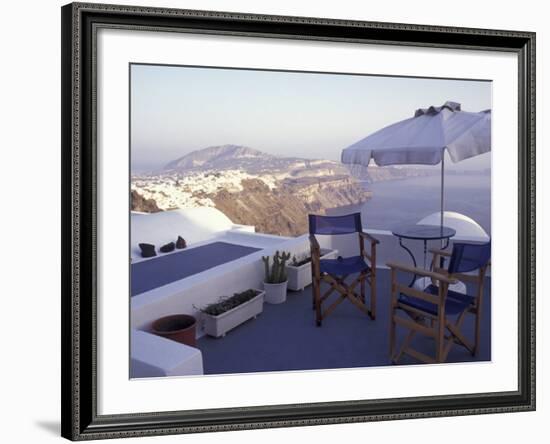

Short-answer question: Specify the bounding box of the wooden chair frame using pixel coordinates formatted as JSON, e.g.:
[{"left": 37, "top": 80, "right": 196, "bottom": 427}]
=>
[
  {"left": 388, "top": 249, "right": 489, "bottom": 364},
  {"left": 309, "top": 231, "right": 379, "bottom": 326}
]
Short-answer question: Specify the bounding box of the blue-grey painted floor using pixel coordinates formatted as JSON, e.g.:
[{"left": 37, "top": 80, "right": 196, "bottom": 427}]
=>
[{"left": 197, "top": 269, "right": 491, "bottom": 375}]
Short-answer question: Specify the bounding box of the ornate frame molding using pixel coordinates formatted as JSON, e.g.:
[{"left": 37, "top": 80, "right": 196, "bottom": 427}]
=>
[{"left": 61, "top": 2, "right": 535, "bottom": 440}]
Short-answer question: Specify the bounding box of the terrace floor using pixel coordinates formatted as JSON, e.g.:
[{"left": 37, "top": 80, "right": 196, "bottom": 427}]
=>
[{"left": 197, "top": 269, "right": 491, "bottom": 375}]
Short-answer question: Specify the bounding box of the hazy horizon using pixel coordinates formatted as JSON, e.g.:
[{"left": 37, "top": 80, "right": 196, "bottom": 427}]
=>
[{"left": 131, "top": 64, "right": 492, "bottom": 172}]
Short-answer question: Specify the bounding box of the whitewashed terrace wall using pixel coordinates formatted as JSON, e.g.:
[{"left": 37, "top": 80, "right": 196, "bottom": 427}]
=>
[
  {"left": 131, "top": 234, "right": 332, "bottom": 336},
  {"left": 131, "top": 228, "right": 489, "bottom": 338}
]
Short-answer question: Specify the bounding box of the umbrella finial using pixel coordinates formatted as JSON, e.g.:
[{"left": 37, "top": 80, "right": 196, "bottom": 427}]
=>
[
  {"left": 443, "top": 101, "right": 461, "bottom": 111},
  {"left": 414, "top": 101, "right": 461, "bottom": 117}
]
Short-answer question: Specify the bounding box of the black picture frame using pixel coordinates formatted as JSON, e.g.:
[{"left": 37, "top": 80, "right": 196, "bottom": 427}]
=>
[{"left": 61, "top": 2, "right": 536, "bottom": 440}]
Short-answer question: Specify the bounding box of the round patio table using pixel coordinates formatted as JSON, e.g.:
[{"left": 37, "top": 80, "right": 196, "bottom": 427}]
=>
[{"left": 391, "top": 224, "right": 456, "bottom": 286}]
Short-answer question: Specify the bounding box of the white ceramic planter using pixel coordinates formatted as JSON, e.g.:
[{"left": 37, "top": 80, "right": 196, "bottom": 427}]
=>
[
  {"left": 287, "top": 249, "right": 338, "bottom": 291},
  {"left": 263, "top": 281, "right": 288, "bottom": 304},
  {"left": 202, "top": 290, "right": 264, "bottom": 338}
]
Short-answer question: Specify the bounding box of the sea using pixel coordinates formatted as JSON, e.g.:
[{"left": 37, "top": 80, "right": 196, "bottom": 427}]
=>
[{"left": 327, "top": 174, "right": 491, "bottom": 235}]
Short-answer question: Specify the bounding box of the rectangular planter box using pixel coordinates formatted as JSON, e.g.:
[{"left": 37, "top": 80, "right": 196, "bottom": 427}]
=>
[
  {"left": 287, "top": 249, "right": 338, "bottom": 291},
  {"left": 201, "top": 290, "right": 265, "bottom": 338}
]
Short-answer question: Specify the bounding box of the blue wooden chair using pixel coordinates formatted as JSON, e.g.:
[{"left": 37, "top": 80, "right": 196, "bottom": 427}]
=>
[
  {"left": 308, "top": 213, "right": 379, "bottom": 326},
  {"left": 388, "top": 241, "right": 491, "bottom": 364}
]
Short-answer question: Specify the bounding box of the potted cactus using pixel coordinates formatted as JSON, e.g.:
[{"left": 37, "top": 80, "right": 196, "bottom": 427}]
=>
[{"left": 262, "top": 251, "right": 291, "bottom": 304}]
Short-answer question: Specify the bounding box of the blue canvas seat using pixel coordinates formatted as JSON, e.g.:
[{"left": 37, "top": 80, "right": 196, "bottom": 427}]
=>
[
  {"left": 309, "top": 213, "right": 379, "bottom": 326},
  {"left": 398, "top": 285, "right": 475, "bottom": 316},
  {"left": 388, "top": 241, "right": 491, "bottom": 364},
  {"left": 319, "top": 255, "right": 371, "bottom": 276}
]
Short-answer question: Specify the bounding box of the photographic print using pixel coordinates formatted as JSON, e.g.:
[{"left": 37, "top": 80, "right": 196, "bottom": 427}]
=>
[
  {"left": 62, "top": 3, "right": 535, "bottom": 439},
  {"left": 129, "top": 64, "right": 492, "bottom": 377}
]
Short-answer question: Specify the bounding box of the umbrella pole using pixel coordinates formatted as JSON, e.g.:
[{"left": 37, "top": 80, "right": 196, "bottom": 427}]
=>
[
  {"left": 440, "top": 154, "right": 444, "bottom": 232},
  {"left": 440, "top": 154, "right": 445, "bottom": 252}
]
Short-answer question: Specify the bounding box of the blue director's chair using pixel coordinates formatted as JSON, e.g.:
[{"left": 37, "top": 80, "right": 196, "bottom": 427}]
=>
[
  {"left": 388, "top": 241, "right": 491, "bottom": 364},
  {"left": 308, "top": 213, "right": 379, "bottom": 326}
]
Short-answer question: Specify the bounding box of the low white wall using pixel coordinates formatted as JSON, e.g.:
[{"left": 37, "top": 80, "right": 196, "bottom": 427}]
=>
[
  {"left": 131, "top": 208, "right": 237, "bottom": 260},
  {"left": 324, "top": 228, "right": 490, "bottom": 273},
  {"left": 130, "top": 330, "right": 203, "bottom": 378},
  {"left": 131, "top": 228, "right": 488, "bottom": 338},
  {"left": 131, "top": 234, "right": 330, "bottom": 336}
]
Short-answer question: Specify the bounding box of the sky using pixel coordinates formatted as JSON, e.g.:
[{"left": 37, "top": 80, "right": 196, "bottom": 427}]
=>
[{"left": 130, "top": 64, "right": 492, "bottom": 172}]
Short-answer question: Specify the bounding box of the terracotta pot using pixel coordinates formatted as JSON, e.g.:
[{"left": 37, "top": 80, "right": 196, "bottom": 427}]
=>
[{"left": 151, "top": 314, "right": 197, "bottom": 347}]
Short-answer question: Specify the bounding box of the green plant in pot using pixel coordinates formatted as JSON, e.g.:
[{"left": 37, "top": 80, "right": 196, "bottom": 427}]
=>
[
  {"left": 195, "top": 289, "right": 265, "bottom": 338},
  {"left": 262, "top": 251, "right": 291, "bottom": 304}
]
